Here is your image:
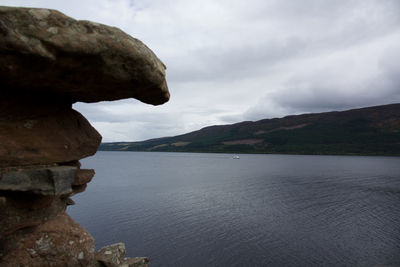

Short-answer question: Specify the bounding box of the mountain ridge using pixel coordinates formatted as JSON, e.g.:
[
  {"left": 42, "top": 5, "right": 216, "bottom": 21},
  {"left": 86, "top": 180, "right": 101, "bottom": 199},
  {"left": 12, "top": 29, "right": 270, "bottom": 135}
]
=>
[{"left": 99, "top": 103, "right": 400, "bottom": 156}]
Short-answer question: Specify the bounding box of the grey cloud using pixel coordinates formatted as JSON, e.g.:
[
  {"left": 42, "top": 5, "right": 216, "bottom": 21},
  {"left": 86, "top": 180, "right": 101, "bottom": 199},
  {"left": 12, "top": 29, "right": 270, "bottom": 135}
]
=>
[
  {"left": 245, "top": 39, "right": 400, "bottom": 120},
  {"left": 166, "top": 0, "right": 400, "bottom": 84}
]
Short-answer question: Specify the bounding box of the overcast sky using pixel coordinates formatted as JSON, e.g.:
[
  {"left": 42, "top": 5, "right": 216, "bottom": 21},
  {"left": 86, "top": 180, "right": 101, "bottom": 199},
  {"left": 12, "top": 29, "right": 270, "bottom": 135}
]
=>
[{"left": 2, "top": 0, "right": 400, "bottom": 141}]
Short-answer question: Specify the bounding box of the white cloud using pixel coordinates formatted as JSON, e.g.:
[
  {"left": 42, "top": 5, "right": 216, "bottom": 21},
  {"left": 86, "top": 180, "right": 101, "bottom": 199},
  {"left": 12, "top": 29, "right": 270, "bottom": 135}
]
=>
[{"left": 2, "top": 0, "right": 400, "bottom": 141}]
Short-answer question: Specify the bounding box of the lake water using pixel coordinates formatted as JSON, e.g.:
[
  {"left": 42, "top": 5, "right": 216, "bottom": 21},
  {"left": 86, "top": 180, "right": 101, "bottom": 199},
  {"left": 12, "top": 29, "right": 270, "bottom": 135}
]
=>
[{"left": 68, "top": 152, "right": 400, "bottom": 267}]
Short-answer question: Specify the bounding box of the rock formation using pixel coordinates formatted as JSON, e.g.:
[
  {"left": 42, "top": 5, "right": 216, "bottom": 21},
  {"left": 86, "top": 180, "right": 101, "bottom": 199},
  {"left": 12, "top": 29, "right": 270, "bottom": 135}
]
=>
[{"left": 0, "top": 6, "right": 169, "bottom": 266}]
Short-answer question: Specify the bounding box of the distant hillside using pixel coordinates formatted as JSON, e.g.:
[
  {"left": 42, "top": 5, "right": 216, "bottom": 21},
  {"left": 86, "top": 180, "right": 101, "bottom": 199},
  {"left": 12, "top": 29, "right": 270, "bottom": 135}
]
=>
[{"left": 99, "top": 103, "right": 400, "bottom": 156}]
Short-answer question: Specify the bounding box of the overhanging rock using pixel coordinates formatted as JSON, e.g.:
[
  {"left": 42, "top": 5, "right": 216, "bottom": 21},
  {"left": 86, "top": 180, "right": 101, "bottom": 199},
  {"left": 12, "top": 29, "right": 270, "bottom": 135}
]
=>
[{"left": 0, "top": 6, "right": 170, "bottom": 105}]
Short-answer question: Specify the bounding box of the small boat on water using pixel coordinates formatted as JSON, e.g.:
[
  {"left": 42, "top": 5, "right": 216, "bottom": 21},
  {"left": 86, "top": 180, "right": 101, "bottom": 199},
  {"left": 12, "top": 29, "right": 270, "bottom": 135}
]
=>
[{"left": 233, "top": 155, "right": 240, "bottom": 159}]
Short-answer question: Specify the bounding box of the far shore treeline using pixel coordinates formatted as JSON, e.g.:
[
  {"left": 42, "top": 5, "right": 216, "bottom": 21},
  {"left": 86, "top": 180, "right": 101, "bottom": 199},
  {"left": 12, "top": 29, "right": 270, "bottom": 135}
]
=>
[{"left": 99, "top": 103, "right": 400, "bottom": 156}]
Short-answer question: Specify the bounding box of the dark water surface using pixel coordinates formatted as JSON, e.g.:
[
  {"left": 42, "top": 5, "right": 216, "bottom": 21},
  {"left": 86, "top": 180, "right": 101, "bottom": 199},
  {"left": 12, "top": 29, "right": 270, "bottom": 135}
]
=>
[{"left": 68, "top": 152, "right": 400, "bottom": 266}]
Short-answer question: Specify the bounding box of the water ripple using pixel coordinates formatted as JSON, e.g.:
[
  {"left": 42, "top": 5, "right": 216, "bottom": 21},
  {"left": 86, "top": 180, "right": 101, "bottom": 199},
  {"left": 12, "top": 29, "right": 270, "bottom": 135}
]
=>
[{"left": 69, "top": 152, "right": 400, "bottom": 267}]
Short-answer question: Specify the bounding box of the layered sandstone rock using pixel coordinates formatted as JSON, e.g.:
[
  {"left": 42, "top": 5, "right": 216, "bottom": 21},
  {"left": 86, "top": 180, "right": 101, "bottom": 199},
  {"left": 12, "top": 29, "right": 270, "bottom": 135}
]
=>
[
  {"left": 0, "top": 5, "right": 168, "bottom": 266},
  {"left": 0, "top": 99, "right": 101, "bottom": 168},
  {"left": 0, "top": 6, "right": 169, "bottom": 105},
  {"left": 1, "top": 212, "right": 96, "bottom": 266}
]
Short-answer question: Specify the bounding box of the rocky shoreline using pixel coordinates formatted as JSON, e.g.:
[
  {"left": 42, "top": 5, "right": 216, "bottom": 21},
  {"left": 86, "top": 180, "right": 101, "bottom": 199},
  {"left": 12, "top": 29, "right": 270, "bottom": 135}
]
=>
[{"left": 0, "top": 6, "right": 169, "bottom": 266}]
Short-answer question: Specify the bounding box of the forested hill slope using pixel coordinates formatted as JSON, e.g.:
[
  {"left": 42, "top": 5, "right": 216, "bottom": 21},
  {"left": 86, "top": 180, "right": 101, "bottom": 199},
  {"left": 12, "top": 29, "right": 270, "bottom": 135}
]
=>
[{"left": 99, "top": 103, "right": 400, "bottom": 155}]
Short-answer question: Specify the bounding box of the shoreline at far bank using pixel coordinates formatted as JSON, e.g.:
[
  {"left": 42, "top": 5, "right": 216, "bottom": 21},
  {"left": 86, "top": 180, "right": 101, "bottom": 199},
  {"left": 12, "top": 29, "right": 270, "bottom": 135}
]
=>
[{"left": 96, "top": 149, "right": 400, "bottom": 157}]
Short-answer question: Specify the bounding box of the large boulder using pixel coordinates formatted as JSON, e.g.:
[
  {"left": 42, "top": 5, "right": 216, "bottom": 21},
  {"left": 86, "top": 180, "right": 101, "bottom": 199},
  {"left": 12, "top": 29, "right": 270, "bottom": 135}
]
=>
[
  {"left": 0, "top": 192, "right": 69, "bottom": 238},
  {"left": 0, "top": 212, "right": 97, "bottom": 266},
  {"left": 0, "top": 6, "right": 169, "bottom": 105},
  {"left": 0, "top": 99, "right": 101, "bottom": 167}
]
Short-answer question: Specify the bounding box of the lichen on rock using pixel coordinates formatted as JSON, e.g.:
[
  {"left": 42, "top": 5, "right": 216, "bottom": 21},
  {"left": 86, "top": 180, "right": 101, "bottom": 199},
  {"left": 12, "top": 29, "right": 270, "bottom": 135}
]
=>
[{"left": 0, "top": 6, "right": 169, "bottom": 105}]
